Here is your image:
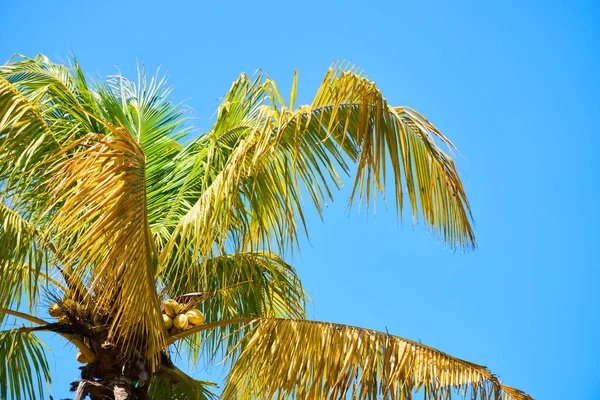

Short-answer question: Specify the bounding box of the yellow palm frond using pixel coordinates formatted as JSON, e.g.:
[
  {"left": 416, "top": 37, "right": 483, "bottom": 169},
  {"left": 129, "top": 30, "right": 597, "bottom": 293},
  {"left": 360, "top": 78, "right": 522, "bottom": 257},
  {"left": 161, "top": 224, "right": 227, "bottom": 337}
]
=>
[
  {"left": 0, "top": 54, "right": 98, "bottom": 133},
  {"left": 162, "top": 251, "right": 306, "bottom": 364},
  {"left": 282, "top": 65, "right": 474, "bottom": 247},
  {"left": 223, "top": 318, "right": 531, "bottom": 400},
  {"left": 41, "top": 119, "right": 166, "bottom": 367},
  {"left": 0, "top": 201, "right": 87, "bottom": 306},
  {"left": 0, "top": 75, "right": 61, "bottom": 194},
  {"left": 159, "top": 65, "right": 474, "bottom": 280}
]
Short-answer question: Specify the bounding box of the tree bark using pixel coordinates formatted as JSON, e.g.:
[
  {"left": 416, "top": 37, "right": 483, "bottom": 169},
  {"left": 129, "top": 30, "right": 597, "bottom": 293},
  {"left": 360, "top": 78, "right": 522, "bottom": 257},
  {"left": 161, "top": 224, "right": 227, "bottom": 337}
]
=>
[{"left": 72, "top": 374, "right": 149, "bottom": 399}]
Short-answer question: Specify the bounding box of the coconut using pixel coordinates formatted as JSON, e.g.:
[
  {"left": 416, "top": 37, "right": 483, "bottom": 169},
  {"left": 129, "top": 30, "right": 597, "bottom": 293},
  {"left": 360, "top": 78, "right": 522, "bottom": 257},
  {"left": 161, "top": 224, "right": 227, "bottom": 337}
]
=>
[
  {"left": 48, "top": 303, "right": 65, "bottom": 317},
  {"left": 186, "top": 309, "right": 205, "bottom": 325},
  {"left": 62, "top": 299, "right": 77, "bottom": 311},
  {"left": 163, "top": 314, "right": 173, "bottom": 329},
  {"left": 76, "top": 351, "right": 89, "bottom": 364},
  {"left": 163, "top": 299, "right": 180, "bottom": 318},
  {"left": 173, "top": 313, "right": 189, "bottom": 330}
]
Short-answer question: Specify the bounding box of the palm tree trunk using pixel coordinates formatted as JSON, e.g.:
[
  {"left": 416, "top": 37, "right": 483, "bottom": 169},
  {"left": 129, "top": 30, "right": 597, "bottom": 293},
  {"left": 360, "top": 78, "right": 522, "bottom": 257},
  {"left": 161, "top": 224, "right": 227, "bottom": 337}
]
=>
[
  {"left": 72, "top": 377, "right": 149, "bottom": 400},
  {"left": 73, "top": 360, "right": 150, "bottom": 400}
]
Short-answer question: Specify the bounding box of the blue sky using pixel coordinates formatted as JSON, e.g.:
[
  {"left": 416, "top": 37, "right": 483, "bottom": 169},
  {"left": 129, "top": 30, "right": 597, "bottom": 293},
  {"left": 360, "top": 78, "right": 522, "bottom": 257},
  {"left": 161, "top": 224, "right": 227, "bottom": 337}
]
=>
[{"left": 1, "top": 0, "right": 599, "bottom": 399}]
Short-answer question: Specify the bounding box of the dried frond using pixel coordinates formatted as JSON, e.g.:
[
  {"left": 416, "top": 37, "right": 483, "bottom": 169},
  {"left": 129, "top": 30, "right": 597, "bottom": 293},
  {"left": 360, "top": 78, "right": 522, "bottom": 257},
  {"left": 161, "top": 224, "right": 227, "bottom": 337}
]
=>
[
  {"left": 41, "top": 121, "right": 166, "bottom": 367},
  {"left": 283, "top": 65, "right": 475, "bottom": 247},
  {"left": 223, "top": 318, "right": 531, "bottom": 400}
]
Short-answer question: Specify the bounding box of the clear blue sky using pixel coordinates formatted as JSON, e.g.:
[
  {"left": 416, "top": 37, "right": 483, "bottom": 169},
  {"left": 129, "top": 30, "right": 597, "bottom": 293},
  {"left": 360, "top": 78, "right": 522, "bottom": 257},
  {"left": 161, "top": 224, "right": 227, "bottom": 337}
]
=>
[{"left": 1, "top": 0, "right": 599, "bottom": 399}]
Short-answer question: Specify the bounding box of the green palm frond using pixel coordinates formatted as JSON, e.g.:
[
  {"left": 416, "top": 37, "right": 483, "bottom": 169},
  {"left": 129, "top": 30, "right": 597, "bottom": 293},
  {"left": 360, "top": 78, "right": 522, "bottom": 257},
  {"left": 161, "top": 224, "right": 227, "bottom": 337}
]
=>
[
  {"left": 223, "top": 318, "right": 531, "bottom": 400},
  {"left": 159, "top": 65, "right": 474, "bottom": 281},
  {"left": 0, "top": 308, "right": 48, "bottom": 326},
  {"left": 152, "top": 75, "right": 281, "bottom": 255},
  {"left": 0, "top": 308, "right": 97, "bottom": 364},
  {"left": 164, "top": 251, "right": 306, "bottom": 364},
  {"left": 0, "top": 203, "right": 83, "bottom": 308},
  {"left": 0, "top": 203, "right": 48, "bottom": 319},
  {"left": 0, "top": 54, "right": 99, "bottom": 133},
  {"left": 93, "top": 69, "right": 189, "bottom": 231},
  {"left": 0, "top": 75, "right": 62, "bottom": 202},
  {"left": 0, "top": 329, "right": 51, "bottom": 400},
  {"left": 148, "top": 365, "right": 217, "bottom": 400}
]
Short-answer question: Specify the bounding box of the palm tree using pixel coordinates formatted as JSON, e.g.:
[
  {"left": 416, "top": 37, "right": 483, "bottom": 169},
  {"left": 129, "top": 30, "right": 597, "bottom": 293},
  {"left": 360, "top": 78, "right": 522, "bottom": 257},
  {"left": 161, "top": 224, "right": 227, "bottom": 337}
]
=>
[{"left": 0, "top": 54, "right": 530, "bottom": 400}]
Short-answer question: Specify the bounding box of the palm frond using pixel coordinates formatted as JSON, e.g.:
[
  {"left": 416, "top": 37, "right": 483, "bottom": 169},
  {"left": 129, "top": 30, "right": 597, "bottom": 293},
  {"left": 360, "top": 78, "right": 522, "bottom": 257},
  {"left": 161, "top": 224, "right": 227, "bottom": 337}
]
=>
[
  {"left": 163, "top": 251, "right": 306, "bottom": 364},
  {"left": 153, "top": 74, "right": 278, "bottom": 255},
  {"left": 0, "top": 308, "right": 48, "bottom": 326},
  {"left": 0, "top": 201, "right": 85, "bottom": 306},
  {"left": 0, "top": 203, "right": 48, "bottom": 319},
  {"left": 223, "top": 318, "right": 531, "bottom": 400},
  {"left": 40, "top": 118, "right": 166, "bottom": 367},
  {"left": 0, "top": 54, "right": 99, "bottom": 133},
  {"left": 0, "top": 329, "right": 51, "bottom": 400},
  {"left": 156, "top": 72, "right": 331, "bottom": 272},
  {"left": 159, "top": 64, "right": 474, "bottom": 280},
  {"left": 0, "top": 74, "right": 62, "bottom": 202},
  {"left": 93, "top": 68, "right": 189, "bottom": 233},
  {"left": 0, "top": 57, "right": 90, "bottom": 241},
  {"left": 283, "top": 64, "right": 475, "bottom": 247},
  {"left": 149, "top": 365, "right": 217, "bottom": 400},
  {"left": 0, "top": 307, "right": 97, "bottom": 364}
]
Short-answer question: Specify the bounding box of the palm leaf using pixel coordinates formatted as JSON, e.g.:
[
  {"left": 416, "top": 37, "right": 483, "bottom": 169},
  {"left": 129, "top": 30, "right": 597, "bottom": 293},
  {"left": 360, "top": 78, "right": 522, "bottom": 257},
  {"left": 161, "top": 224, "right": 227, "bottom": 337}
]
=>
[
  {"left": 0, "top": 74, "right": 72, "bottom": 317},
  {"left": 148, "top": 365, "right": 217, "bottom": 400},
  {"left": 0, "top": 201, "right": 86, "bottom": 307},
  {"left": 0, "top": 54, "right": 99, "bottom": 134},
  {"left": 163, "top": 251, "right": 306, "bottom": 364},
  {"left": 281, "top": 65, "right": 474, "bottom": 247},
  {"left": 159, "top": 65, "right": 474, "bottom": 283},
  {"left": 0, "top": 203, "right": 48, "bottom": 319},
  {"left": 152, "top": 74, "right": 280, "bottom": 255},
  {"left": 0, "top": 308, "right": 96, "bottom": 364},
  {"left": 0, "top": 74, "right": 62, "bottom": 203},
  {"left": 0, "top": 329, "right": 51, "bottom": 400},
  {"left": 40, "top": 117, "right": 166, "bottom": 367},
  {"left": 223, "top": 318, "right": 531, "bottom": 400},
  {"left": 92, "top": 69, "right": 189, "bottom": 234}
]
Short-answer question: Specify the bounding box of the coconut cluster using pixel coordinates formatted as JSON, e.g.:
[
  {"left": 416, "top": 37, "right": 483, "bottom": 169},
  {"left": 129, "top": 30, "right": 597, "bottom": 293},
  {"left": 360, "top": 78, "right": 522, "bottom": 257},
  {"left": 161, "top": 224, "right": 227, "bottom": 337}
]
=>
[
  {"left": 46, "top": 297, "right": 205, "bottom": 365},
  {"left": 48, "top": 297, "right": 103, "bottom": 364},
  {"left": 162, "top": 299, "right": 204, "bottom": 335},
  {"left": 48, "top": 298, "right": 92, "bottom": 322}
]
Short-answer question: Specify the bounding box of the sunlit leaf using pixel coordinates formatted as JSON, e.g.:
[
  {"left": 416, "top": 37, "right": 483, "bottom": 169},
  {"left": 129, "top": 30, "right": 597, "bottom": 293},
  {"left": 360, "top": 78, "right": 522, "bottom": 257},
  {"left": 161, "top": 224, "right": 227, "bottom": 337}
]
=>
[
  {"left": 224, "top": 318, "right": 531, "bottom": 400},
  {"left": 164, "top": 251, "right": 306, "bottom": 364},
  {"left": 148, "top": 365, "right": 217, "bottom": 400},
  {"left": 0, "top": 329, "right": 51, "bottom": 400}
]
